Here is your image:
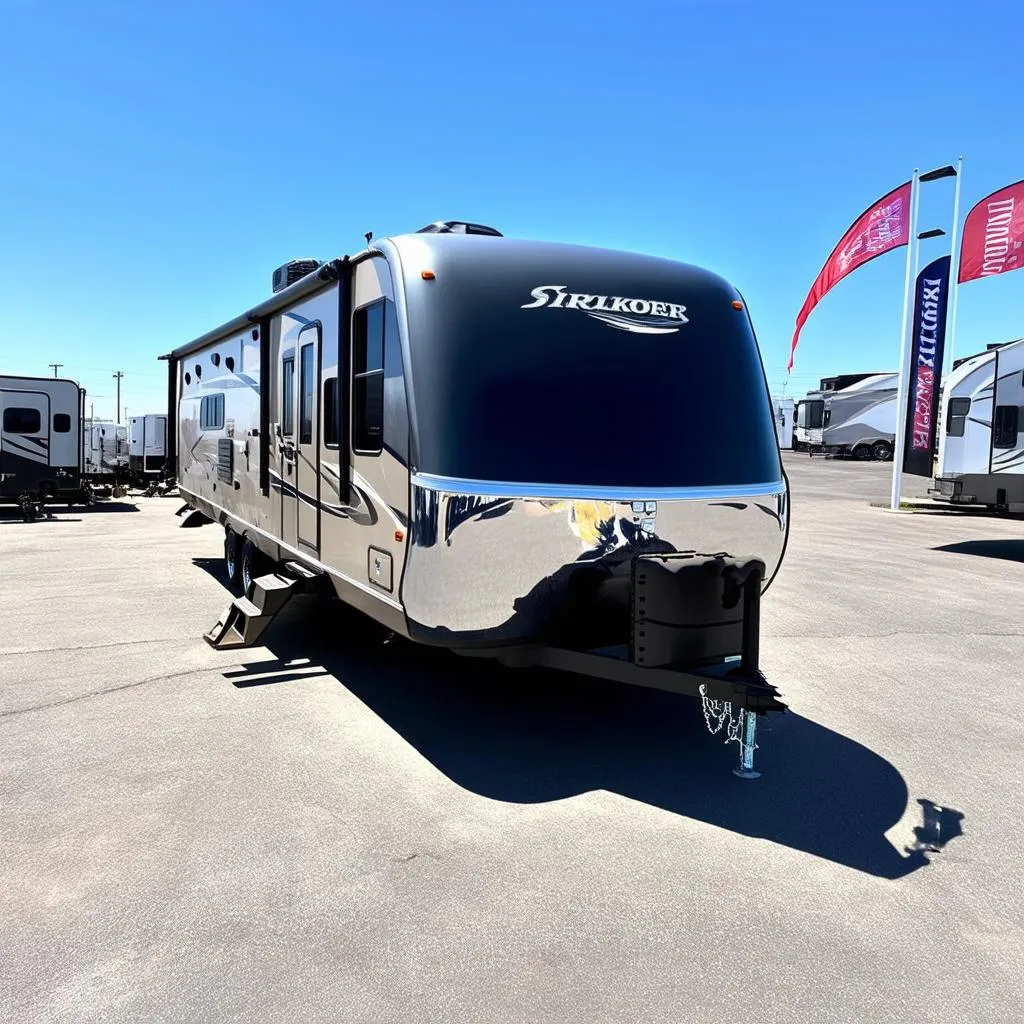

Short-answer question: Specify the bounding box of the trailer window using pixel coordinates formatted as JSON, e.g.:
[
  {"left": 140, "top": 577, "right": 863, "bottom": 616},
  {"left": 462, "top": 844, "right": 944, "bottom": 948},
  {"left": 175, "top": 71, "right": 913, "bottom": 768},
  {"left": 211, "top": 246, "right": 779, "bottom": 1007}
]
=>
[
  {"left": 323, "top": 378, "right": 339, "bottom": 447},
  {"left": 53, "top": 413, "right": 71, "bottom": 433},
  {"left": 3, "top": 407, "right": 41, "bottom": 434},
  {"left": 353, "top": 300, "right": 384, "bottom": 454},
  {"left": 300, "top": 342, "right": 314, "bottom": 445},
  {"left": 383, "top": 300, "right": 409, "bottom": 462},
  {"left": 993, "top": 405, "right": 1019, "bottom": 449},
  {"left": 946, "top": 397, "right": 970, "bottom": 437},
  {"left": 199, "top": 394, "right": 224, "bottom": 431},
  {"left": 282, "top": 358, "right": 295, "bottom": 437}
]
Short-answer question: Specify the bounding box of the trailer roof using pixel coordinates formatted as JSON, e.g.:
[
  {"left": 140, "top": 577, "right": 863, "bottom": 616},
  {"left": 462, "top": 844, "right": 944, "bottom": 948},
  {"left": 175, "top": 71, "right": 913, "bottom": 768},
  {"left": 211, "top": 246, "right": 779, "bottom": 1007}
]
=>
[
  {"left": 163, "top": 232, "right": 737, "bottom": 361},
  {"left": 384, "top": 232, "right": 732, "bottom": 292}
]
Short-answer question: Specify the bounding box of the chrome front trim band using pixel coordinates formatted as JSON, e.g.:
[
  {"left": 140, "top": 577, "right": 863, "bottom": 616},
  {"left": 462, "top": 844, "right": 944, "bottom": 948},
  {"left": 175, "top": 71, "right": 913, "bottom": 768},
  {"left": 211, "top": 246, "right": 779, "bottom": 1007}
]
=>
[
  {"left": 411, "top": 473, "right": 787, "bottom": 501},
  {"left": 403, "top": 478, "right": 789, "bottom": 645}
]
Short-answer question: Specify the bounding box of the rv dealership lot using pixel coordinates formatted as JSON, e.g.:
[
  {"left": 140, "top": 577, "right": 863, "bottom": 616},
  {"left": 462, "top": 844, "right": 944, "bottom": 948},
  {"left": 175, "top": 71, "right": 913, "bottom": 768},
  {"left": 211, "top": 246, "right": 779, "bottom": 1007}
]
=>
[{"left": 1, "top": 456, "right": 1022, "bottom": 1024}]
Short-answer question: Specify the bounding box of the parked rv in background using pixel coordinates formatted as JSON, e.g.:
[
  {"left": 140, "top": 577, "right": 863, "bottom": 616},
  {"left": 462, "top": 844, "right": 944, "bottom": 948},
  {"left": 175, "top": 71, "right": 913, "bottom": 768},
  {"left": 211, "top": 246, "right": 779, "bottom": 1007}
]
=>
[
  {"left": 794, "top": 372, "right": 897, "bottom": 460},
  {"left": 932, "top": 338, "right": 1024, "bottom": 510},
  {"left": 0, "top": 374, "right": 82, "bottom": 517},
  {"left": 771, "top": 396, "right": 794, "bottom": 450},
  {"left": 82, "top": 419, "right": 128, "bottom": 483},
  {"left": 128, "top": 413, "right": 168, "bottom": 490}
]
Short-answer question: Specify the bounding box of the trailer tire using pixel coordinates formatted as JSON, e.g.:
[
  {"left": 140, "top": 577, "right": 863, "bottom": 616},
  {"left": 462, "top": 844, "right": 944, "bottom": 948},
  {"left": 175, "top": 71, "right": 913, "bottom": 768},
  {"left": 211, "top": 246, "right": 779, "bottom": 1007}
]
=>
[
  {"left": 224, "top": 529, "right": 242, "bottom": 588},
  {"left": 872, "top": 440, "right": 893, "bottom": 461},
  {"left": 853, "top": 444, "right": 872, "bottom": 461},
  {"left": 240, "top": 538, "right": 263, "bottom": 599}
]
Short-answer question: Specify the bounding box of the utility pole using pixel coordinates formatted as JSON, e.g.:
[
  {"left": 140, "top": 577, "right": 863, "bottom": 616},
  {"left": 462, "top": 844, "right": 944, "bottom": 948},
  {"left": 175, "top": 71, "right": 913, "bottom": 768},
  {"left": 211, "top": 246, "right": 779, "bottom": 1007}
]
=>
[
  {"left": 49, "top": 363, "right": 63, "bottom": 377},
  {"left": 112, "top": 371, "right": 124, "bottom": 422}
]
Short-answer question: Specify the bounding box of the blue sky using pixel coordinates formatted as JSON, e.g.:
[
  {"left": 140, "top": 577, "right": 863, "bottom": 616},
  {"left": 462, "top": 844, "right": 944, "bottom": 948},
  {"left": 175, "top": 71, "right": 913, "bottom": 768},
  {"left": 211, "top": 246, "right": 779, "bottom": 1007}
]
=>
[{"left": 1, "top": 0, "right": 1021, "bottom": 421}]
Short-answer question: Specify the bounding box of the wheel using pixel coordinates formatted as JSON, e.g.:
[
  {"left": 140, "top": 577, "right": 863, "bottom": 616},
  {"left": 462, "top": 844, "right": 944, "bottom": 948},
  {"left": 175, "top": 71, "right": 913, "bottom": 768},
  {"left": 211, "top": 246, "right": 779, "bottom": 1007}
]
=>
[
  {"left": 853, "top": 445, "right": 872, "bottom": 461},
  {"left": 224, "top": 529, "right": 241, "bottom": 588},
  {"left": 872, "top": 440, "right": 893, "bottom": 461},
  {"left": 240, "top": 537, "right": 263, "bottom": 598}
]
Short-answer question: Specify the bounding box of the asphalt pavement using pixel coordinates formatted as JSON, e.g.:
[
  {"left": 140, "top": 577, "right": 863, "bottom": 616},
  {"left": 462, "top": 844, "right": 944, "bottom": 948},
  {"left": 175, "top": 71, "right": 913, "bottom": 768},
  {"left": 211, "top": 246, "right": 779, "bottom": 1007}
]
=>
[{"left": 1, "top": 456, "right": 1021, "bottom": 1023}]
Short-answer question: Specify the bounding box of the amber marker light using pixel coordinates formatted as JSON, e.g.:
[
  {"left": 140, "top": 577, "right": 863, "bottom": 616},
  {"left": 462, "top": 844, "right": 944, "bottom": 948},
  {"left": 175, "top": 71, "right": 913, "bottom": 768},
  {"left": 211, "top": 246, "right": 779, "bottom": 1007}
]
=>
[
  {"left": 732, "top": 300, "right": 744, "bottom": 310},
  {"left": 421, "top": 270, "right": 435, "bottom": 280},
  {"left": 395, "top": 530, "right": 405, "bottom": 543}
]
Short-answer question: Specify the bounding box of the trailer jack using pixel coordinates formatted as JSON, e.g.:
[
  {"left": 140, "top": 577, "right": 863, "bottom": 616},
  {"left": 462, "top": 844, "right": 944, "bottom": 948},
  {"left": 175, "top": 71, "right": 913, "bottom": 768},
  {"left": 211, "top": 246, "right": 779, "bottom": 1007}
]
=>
[{"left": 17, "top": 493, "right": 51, "bottom": 522}]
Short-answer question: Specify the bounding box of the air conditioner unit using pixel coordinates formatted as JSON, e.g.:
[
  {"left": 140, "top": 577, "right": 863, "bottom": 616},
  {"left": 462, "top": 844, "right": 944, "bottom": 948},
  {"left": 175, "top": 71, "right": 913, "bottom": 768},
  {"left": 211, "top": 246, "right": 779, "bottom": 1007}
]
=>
[
  {"left": 271, "top": 259, "right": 322, "bottom": 293},
  {"left": 415, "top": 221, "right": 502, "bottom": 237}
]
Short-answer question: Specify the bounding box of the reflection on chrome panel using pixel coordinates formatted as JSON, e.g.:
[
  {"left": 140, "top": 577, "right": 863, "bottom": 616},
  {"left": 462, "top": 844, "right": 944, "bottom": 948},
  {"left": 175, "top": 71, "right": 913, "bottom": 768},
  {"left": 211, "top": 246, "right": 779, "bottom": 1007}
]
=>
[{"left": 404, "top": 476, "right": 788, "bottom": 647}]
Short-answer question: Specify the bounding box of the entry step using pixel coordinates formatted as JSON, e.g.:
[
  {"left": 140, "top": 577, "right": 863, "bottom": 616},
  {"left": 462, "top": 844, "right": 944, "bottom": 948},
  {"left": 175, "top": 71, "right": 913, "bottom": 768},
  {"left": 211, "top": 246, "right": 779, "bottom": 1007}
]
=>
[{"left": 284, "top": 561, "right": 321, "bottom": 580}]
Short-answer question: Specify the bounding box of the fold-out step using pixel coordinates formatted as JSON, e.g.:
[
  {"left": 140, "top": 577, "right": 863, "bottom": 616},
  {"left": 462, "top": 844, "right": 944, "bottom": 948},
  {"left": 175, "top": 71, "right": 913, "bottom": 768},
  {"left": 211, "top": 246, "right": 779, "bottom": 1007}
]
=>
[{"left": 204, "top": 571, "right": 306, "bottom": 649}]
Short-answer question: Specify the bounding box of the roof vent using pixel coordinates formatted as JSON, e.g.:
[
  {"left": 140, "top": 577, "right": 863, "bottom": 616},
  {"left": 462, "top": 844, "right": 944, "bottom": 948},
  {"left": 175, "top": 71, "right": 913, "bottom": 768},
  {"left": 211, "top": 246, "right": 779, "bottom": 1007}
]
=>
[
  {"left": 416, "top": 220, "right": 502, "bottom": 237},
  {"left": 271, "top": 259, "right": 322, "bottom": 293}
]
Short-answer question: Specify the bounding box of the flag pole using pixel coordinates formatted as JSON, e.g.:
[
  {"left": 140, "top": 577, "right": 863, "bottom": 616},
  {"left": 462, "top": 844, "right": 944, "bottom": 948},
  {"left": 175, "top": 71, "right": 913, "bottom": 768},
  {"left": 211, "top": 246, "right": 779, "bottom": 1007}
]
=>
[
  {"left": 943, "top": 155, "right": 965, "bottom": 378},
  {"left": 890, "top": 168, "right": 921, "bottom": 512}
]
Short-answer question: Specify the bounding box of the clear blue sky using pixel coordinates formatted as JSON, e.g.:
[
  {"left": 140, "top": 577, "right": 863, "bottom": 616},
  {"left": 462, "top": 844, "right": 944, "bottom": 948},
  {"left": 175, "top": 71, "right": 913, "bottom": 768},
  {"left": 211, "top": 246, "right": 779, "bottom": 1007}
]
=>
[{"left": 1, "top": 0, "right": 1021, "bottom": 421}]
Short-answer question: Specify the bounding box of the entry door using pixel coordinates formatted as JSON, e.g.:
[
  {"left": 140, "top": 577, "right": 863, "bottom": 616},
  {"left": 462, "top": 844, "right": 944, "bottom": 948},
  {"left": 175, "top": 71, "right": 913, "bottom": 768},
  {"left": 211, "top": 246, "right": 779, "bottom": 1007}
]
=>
[
  {"left": 295, "top": 323, "right": 320, "bottom": 554},
  {"left": 279, "top": 352, "right": 298, "bottom": 549},
  {"left": 0, "top": 391, "right": 50, "bottom": 484}
]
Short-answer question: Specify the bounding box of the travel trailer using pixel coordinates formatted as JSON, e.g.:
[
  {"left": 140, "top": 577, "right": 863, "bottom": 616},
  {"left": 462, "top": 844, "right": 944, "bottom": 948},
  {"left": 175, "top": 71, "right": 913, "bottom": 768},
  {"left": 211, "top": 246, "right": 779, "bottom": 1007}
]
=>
[
  {"left": 795, "top": 372, "right": 897, "bottom": 459},
  {"left": 164, "top": 222, "right": 790, "bottom": 768},
  {"left": 0, "top": 374, "right": 82, "bottom": 517},
  {"left": 81, "top": 419, "right": 128, "bottom": 483},
  {"left": 932, "top": 338, "right": 1024, "bottom": 509},
  {"left": 771, "top": 396, "right": 794, "bottom": 450},
  {"left": 128, "top": 413, "right": 168, "bottom": 489}
]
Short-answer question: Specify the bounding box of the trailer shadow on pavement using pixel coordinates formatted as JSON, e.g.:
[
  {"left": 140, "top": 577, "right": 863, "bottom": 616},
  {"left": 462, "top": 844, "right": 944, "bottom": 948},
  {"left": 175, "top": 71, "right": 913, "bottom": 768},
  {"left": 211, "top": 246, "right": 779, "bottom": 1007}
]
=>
[
  {"left": 932, "top": 539, "right": 1024, "bottom": 562},
  {"left": 0, "top": 512, "right": 83, "bottom": 525},
  {"left": 0, "top": 500, "right": 139, "bottom": 524},
  {"left": 192, "top": 571, "right": 963, "bottom": 881}
]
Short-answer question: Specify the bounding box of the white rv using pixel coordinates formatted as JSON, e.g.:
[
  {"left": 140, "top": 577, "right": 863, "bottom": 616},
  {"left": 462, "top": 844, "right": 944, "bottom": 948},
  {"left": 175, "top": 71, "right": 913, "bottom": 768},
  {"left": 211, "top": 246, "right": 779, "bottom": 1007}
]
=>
[
  {"left": 795, "top": 372, "right": 897, "bottom": 460},
  {"left": 932, "top": 338, "right": 1024, "bottom": 509},
  {"left": 81, "top": 419, "right": 128, "bottom": 482},
  {"left": 164, "top": 222, "right": 791, "bottom": 764},
  {"left": 0, "top": 374, "right": 82, "bottom": 516},
  {"left": 128, "top": 413, "right": 168, "bottom": 487},
  {"left": 771, "top": 396, "right": 794, "bottom": 450}
]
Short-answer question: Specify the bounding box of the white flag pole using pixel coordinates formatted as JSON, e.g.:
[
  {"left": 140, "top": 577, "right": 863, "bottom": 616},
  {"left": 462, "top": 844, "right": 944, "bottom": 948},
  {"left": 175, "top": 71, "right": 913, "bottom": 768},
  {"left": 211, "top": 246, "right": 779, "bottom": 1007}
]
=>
[
  {"left": 943, "top": 155, "right": 965, "bottom": 378},
  {"left": 890, "top": 169, "right": 921, "bottom": 512}
]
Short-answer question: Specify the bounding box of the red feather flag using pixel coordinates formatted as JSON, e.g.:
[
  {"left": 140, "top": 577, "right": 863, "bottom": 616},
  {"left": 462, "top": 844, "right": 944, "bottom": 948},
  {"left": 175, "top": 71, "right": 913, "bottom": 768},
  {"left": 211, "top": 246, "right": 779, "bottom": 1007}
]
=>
[
  {"left": 789, "top": 181, "right": 913, "bottom": 372},
  {"left": 958, "top": 180, "right": 1024, "bottom": 284}
]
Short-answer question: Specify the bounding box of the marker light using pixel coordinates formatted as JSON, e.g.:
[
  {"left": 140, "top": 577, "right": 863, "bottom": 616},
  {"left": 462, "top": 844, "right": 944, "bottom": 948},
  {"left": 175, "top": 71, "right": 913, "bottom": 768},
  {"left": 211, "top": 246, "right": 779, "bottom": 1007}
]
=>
[
  {"left": 732, "top": 300, "right": 744, "bottom": 310},
  {"left": 421, "top": 270, "right": 435, "bottom": 280}
]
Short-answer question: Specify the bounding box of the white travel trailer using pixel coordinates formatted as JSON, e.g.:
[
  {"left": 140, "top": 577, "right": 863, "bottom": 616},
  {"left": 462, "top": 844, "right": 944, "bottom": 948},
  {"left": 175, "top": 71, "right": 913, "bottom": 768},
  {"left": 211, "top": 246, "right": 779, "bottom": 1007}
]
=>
[
  {"left": 0, "top": 374, "right": 82, "bottom": 517},
  {"left": 165, "top": 222, "right": 791, "bottom": 771},
  {"left": 81, "top": 419, "right": 128, "bottom": 482},
  {"left": 771, "top": 396, "right": 794, "bottom": 449},
  {"left": 932, "top": 338, "right": 1024, "bottom": 509},
  {"left": 795, "top": 372, "right": 897, "bottom": 460},
  {"left": 128, "top": 413, "right": 168, "bottom": 487}
]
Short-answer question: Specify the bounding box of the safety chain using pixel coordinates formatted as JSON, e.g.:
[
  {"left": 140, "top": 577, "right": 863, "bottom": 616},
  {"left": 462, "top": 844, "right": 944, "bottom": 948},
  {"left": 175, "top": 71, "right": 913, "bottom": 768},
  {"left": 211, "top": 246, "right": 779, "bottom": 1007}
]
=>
[{"left": 698, "top": 683, "right": 758, "bottom": 764}]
